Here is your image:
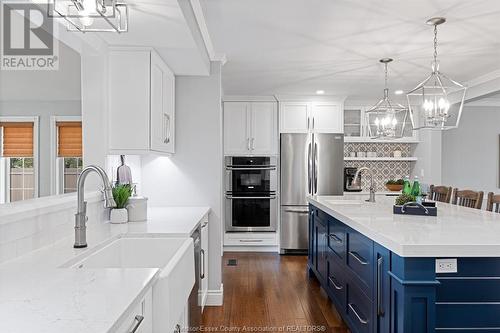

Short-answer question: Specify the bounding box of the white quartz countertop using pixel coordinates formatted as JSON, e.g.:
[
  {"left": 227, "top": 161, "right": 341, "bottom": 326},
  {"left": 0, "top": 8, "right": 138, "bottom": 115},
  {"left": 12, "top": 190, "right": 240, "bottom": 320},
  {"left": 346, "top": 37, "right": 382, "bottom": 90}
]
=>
[
  {"left": 0, "top": 206, "right": 210, "bottom": 333},
  {"left": 308, "top": 195, "right": 500, "bottom": 257}
]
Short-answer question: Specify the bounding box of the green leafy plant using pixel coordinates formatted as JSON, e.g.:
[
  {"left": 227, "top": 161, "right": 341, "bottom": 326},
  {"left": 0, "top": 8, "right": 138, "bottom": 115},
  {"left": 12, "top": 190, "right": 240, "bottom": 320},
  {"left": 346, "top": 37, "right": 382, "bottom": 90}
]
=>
[
  {"left": 386, "top": 179, "right": 404, "bottom": 185},
  {"left": 395, "top": 193, "right": 416, "bottom": 206},
  {"left": 112, "top": 184, "right": 133, "bottom": 209}
]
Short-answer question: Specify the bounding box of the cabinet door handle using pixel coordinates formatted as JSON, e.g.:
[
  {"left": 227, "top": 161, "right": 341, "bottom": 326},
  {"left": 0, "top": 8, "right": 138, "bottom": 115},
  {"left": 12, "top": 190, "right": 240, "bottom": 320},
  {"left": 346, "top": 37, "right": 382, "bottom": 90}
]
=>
[
  {"left": 307, "top": 117, "right": 310, "bottom": 130},
  {"left": 312, "top": 117, "right": 315, "bottom": 130},
  {"left": 348, "top": 303, "right": 368, "bottom": 325},
  {"left": 129, "top": 315, "right": 144, "bottom": 333},
  {"left": 377, "top": 256, "right": 384, "bottom": 316},
  {"left": 200, "top": 249, "right": 206, "bottom": 279},
  {"left": 251, "top": 137, "right": 255, "bottom": 150},
  {"left": 328, "top": 276, "right": 343, "bottom": 290},
  {"left": 163, "top": 113, "right": 171, "bottom": 144},
  {"left": 329, "top": 233, "right": 342, "bottom": 243},
  {"left": 349, "top": 251, "right": 368, "bottom": 265},
  {"left": 247, "top": 138, "right": 251, "bottom": 150},
  {"left": 239, "top": 239, "right": 263, "bottom": 243}
]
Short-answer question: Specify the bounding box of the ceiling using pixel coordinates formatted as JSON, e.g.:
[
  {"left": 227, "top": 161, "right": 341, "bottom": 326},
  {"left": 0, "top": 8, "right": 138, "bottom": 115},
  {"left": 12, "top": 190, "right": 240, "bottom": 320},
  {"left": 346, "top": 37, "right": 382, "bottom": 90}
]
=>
[
  {"left": 79, "top": 0, "right": 210, "bottom": 75},
  {"left": 201, "top": 0, "right": 500, "bottom": 100}
]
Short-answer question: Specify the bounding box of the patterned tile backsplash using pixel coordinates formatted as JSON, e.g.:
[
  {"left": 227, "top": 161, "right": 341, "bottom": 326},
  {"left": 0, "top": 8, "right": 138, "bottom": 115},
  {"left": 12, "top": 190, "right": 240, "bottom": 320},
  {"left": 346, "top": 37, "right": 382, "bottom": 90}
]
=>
[
  {"left": 344, "top": 143, "right": 413, "bottom": 191},
  {"left": 344, "top": 143, "right": 411, "bottom": 158}
]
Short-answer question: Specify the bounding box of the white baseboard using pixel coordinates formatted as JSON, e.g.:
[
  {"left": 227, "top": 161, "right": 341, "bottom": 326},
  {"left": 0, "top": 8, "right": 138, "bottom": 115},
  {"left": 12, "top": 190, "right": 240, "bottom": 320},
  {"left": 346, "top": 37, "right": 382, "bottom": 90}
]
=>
[
  {"left": 205, "top": 284, "right": 224, "bottom": 306},
  {"left": 224, "top": 245, "right": 279, "bottom": 252}
]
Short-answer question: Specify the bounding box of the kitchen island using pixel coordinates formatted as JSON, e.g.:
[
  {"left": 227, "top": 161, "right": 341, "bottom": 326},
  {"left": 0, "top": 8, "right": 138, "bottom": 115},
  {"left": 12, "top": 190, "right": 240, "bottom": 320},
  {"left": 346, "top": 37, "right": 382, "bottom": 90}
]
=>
[{"left": 307, "top": 195, "right": 500, "bottom": 333}]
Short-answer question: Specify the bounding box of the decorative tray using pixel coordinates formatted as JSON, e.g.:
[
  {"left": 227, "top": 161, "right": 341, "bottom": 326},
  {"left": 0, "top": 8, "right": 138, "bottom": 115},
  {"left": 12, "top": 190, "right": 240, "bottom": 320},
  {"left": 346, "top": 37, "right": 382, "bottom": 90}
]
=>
[{"left": 393, "top": 202, "right": 437, "bottom": 216}]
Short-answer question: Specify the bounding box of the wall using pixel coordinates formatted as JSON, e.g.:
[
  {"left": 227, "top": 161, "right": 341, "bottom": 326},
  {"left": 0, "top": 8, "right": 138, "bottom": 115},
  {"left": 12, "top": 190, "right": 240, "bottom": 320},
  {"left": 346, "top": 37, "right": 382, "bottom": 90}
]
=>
[
  {"left": 0, "top": 41, "right": 82, "bottom": 197},
  {"left": 141, "top": 61, "right": 223, "bottom": 302},
  {"left": 442, "top": 105, "right": 500, "bottom": 194},
  {"left": 414, "top": 130, "right": 442, "bottom": 186}
]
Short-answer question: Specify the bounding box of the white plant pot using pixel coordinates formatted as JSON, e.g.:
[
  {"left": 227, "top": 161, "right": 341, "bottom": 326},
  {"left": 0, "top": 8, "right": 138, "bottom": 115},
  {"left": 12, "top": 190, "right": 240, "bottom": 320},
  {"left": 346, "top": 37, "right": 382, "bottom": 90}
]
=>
[{"left": 110, "top": 208, "right": 128, "bottom": 224}]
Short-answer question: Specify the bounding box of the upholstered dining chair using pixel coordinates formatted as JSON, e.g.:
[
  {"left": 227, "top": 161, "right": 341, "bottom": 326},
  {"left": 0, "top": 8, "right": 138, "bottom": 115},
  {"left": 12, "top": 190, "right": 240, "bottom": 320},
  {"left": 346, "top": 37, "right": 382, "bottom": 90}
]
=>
[
  {"left": 487, "top": 192, "right": 500, "bottom": 213},
  {"left": 452, "top": 188, "right": 484, "bottom": 209},
  {"left": 429, "top": 185, "right": 453, "bottom": 203}
]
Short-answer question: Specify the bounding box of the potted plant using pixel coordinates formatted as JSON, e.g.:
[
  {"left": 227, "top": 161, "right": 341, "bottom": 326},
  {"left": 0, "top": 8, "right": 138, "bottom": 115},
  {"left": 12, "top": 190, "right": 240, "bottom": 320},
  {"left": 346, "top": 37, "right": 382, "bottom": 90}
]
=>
[
  {"left": 110, "top": 184, "right": 133, "bottom": 223},
  {"left": 385, "top": 178, "right": 405, "bottom": 192}
]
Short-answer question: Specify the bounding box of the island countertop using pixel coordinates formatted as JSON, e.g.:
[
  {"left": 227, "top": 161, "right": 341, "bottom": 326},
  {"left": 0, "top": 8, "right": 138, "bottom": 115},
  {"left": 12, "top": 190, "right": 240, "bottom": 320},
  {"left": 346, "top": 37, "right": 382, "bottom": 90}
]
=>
[{"left": 308, "top": 195, "right": 500, "bottom": 257}]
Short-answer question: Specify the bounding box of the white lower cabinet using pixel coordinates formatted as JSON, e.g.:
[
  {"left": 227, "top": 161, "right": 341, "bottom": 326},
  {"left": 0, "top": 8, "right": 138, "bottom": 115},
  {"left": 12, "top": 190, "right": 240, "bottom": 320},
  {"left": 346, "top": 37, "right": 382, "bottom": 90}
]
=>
[
  {"left": 117, "top": 288, "right": 153, "bottom": 333},
  {"left": 224, "top": 232, "right": 278, "bottom": 247}
]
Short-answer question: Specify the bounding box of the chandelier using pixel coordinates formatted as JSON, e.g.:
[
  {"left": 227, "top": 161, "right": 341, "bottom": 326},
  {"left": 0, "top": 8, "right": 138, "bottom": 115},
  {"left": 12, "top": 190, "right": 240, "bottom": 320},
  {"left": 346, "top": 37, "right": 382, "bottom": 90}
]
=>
[
  {"left": 48, "top": 0, "right": 128, "bottom": 33},
  {"left": 365, "top": 58, "right": 408, "bottom": 139},
  {"left": 406, "top": 17, "right": 466, "bottom": 130}
]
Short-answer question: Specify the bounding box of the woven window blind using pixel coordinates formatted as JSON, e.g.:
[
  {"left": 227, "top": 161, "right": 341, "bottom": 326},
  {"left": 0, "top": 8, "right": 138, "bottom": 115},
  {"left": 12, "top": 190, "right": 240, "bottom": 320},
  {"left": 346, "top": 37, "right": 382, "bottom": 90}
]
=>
[
  {"left": 57, "top": 122, "right": 82, "bottom": 157},
  {"left": 0, "top": 122, "right": 34, "bottom": 157}
]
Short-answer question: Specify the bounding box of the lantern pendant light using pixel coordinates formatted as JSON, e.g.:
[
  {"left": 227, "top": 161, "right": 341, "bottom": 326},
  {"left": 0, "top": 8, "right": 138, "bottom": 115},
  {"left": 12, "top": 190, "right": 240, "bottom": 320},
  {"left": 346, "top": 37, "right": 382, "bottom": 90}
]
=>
[
  {"left": 406, "top": 17, "right": 467, "bottom": 130},
  {"left": 365, "top": 58, "right": 408, "bottom": 139}
]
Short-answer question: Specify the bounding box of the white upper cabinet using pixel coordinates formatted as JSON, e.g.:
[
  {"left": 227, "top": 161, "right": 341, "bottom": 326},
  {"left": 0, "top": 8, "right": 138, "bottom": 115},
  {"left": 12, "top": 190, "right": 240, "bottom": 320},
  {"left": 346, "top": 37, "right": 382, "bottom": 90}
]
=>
[
  {"left": 279, "top": 102, "right": 310, "bottom": 133},
  {"left": 224, "top": 101, "right": 277, "bottom": 155},
  {"left": 280, "top": 101, "right": 344, "bottom": 134},
  {"left": 224, "top": 102, "right": 250, "bottom": 154},
  {"left": 108, "top": 48, "right": 175, "bottom": 155}
]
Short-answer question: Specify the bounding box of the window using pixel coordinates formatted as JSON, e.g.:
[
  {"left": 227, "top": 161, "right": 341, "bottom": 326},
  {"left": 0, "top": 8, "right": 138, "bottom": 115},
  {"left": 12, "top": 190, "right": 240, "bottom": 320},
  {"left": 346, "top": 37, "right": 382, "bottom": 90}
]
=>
[
  {"left": 0, "top": 121, "right": 36, "bottom": 203},
  {"left": 9, "top": 157, "right": 35, "bottom": 201},
  {"left": 56, "top": 121, "right": 83, "bottom": 194}
]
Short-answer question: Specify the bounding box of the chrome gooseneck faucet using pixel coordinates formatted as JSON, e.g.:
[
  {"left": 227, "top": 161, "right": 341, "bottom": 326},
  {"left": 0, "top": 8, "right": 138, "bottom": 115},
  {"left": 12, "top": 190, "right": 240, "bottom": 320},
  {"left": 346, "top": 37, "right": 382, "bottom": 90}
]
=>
[
  {"left": 352, "top": 167, "right": 376, "bottom": 203},
  {"left": 74, "top": 165, "right": 116, "bottom": 248}
]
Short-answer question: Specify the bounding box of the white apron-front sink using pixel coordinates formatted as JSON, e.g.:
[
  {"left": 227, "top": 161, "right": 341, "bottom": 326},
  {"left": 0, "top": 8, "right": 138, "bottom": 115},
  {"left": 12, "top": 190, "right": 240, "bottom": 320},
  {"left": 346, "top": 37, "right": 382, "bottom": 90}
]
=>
[{"left": 64, "top": 236, "right": 194, "bottom": 333}]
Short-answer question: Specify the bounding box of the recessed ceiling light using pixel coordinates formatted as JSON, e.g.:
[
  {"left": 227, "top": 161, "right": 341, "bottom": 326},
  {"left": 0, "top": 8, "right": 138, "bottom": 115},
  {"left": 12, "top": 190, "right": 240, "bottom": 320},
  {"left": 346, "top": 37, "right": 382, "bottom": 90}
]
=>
[
  {"left": 394, "top": 90, "right": 404, "bottom": 95},
  {"left": 316, "top": 90, "right": 325, "bottom": 95}
]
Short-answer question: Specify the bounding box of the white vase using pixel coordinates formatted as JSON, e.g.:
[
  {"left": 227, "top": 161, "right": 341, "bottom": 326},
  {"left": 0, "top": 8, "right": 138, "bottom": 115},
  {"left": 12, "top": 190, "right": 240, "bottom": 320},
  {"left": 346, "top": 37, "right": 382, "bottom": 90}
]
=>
[{"left": 110, "top": 208, "right": 128, "bottom": 224}]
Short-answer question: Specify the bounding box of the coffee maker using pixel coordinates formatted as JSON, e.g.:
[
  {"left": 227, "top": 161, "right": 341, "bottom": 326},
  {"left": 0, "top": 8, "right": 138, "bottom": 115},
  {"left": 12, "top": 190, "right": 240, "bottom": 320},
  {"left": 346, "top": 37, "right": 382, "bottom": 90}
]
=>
[{"left": 344, "top": 167, "right": 362, "bottom": 192}]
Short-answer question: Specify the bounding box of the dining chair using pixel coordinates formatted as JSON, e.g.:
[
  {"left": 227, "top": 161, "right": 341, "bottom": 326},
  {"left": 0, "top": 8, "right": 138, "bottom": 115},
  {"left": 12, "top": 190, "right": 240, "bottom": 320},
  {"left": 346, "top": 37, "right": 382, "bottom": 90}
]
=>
[
  {"left": 487, "top": 192, "right": 500, "bottom": 213},
  {"left": 452, "top": 188, "right": 484, "bottom": 209},
  {"left": 429, "top": 185, "right": 453, "bottom": 203}
]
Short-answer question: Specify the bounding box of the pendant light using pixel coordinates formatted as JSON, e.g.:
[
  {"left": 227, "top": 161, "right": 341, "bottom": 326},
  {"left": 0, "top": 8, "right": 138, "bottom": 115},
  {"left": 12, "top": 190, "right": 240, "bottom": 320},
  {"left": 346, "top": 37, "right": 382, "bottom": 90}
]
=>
[
  {"left": 48, "top": 0, "right": 129, "bottom": 33},
  {"left": 406, "top": 17, "right": 466, "bottom": 130},
  {"left": 365, "top": 58, "right": 408, "bottom": 139}
]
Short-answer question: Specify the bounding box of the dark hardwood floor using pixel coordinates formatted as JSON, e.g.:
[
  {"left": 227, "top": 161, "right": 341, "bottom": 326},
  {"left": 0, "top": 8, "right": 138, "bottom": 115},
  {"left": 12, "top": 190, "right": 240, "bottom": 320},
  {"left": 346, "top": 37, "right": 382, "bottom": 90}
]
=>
[{"left": 202, "top": 252, "right": 349, "bottom": 333}]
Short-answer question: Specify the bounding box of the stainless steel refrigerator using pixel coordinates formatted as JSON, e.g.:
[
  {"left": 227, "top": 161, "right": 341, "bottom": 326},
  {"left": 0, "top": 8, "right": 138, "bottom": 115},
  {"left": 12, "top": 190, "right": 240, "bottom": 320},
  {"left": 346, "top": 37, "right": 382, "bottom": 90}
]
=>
[{"left": 280, "top": 133, "right": 344, "bottom": 253}]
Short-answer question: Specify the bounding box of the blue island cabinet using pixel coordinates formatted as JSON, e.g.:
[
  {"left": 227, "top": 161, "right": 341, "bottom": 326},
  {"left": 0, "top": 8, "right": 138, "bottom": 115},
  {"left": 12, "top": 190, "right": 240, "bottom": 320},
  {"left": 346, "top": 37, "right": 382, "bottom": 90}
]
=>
[{"left": 308, "top": 205, "right": 437, "bottom": 333}]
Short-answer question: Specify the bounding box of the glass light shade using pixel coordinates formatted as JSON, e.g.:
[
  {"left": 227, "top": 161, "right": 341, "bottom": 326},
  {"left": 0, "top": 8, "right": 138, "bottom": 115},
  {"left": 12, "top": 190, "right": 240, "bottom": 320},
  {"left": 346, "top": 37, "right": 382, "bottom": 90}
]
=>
[
  {"left": 406, "top": 62, "right": 466, "bottom": 130},
  {"left": 48, "top": 0, "right": 128, "bottom": 32}
]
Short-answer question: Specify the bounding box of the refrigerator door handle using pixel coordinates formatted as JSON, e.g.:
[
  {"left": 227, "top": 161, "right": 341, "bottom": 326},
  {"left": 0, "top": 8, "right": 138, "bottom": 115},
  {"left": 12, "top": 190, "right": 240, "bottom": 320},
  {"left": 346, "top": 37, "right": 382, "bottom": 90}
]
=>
[
  {"left": 314, "top": 142, "right": 318, "bottom": 194},
  {"left": 307, "top": 142, "right": 312, "bottom": 194}
]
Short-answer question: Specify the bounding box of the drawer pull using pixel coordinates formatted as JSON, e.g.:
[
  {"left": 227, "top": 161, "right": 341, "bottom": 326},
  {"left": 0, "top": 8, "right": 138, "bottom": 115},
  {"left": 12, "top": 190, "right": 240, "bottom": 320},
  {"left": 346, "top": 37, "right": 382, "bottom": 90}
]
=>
[
  {"left": 328, "top": 276, "right": 343, "bottom": 290},
  {"left": 239, "top": 239, "right": 263, "bottom": 243},
  {"left": 329, "top": 233, "right": 342, "bottom": 243},
  {"left": 377, "top": 256, "right": 384, "bottom": 316},
  {"left": 348, "top": 303, "right": 368, "bottom": 325},
  {"left": 349, "top": 251, "right": 368, "bottom": 265},
  {"left": 129, "top": 315, "right": 144, "bottom": 333}
]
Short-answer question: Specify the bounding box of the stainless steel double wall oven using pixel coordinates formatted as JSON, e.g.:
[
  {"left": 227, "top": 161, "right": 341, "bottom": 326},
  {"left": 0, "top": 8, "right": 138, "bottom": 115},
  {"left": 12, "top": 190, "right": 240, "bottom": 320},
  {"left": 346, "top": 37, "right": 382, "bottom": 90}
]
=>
[{"left": 225, "top": 156, "right": 278, "bottom": 232}]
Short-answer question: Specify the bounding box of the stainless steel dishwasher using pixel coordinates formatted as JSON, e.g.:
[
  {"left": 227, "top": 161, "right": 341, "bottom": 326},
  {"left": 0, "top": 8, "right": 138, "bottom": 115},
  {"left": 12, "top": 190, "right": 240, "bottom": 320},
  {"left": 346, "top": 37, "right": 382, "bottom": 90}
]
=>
[{"left": 188, "top": 226, "right": 202, "bottom": 330}]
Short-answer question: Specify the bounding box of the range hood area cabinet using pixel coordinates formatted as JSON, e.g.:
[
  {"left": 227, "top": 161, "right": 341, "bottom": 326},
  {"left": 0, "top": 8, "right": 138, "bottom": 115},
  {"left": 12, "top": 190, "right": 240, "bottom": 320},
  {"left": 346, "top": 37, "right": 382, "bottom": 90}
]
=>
[
  {"left": 279, "top": 101, "right": 344, "bottom": 134},
  {"left": 108, "top": 48, "right": 175, "bottom": 155},
  {"left": 223, "top": 101, "right": 278, "bottom": 155}
]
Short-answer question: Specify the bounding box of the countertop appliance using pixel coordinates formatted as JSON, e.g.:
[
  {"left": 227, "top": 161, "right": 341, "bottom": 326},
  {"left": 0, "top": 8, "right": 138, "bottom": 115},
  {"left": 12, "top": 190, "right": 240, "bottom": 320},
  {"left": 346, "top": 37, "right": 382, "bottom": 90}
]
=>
[
  {"left": 225, "top": 156, "right": 277, "bottom": 232},
  {"left": 344, "top": 167, "right": 362, "bottom": 192},
  {"left": 280, "top": 133, "right": 344, "bottom": 253}
]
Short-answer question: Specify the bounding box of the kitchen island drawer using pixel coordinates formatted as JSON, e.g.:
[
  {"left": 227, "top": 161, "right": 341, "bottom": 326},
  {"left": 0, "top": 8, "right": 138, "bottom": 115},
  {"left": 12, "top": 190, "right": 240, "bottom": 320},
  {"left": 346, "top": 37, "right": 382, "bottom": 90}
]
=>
[
  {"left": 327, "top": 252, "right": 346, "bottom": 309},
  {"left": 346, "top": 282, "right": 373, "bottom": 333},
  {"left": 328, "top": 218, "right": 346, "bottom": 261},
  {"left": 346, "top": 229, "right": 373, "bottom": 296}
]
